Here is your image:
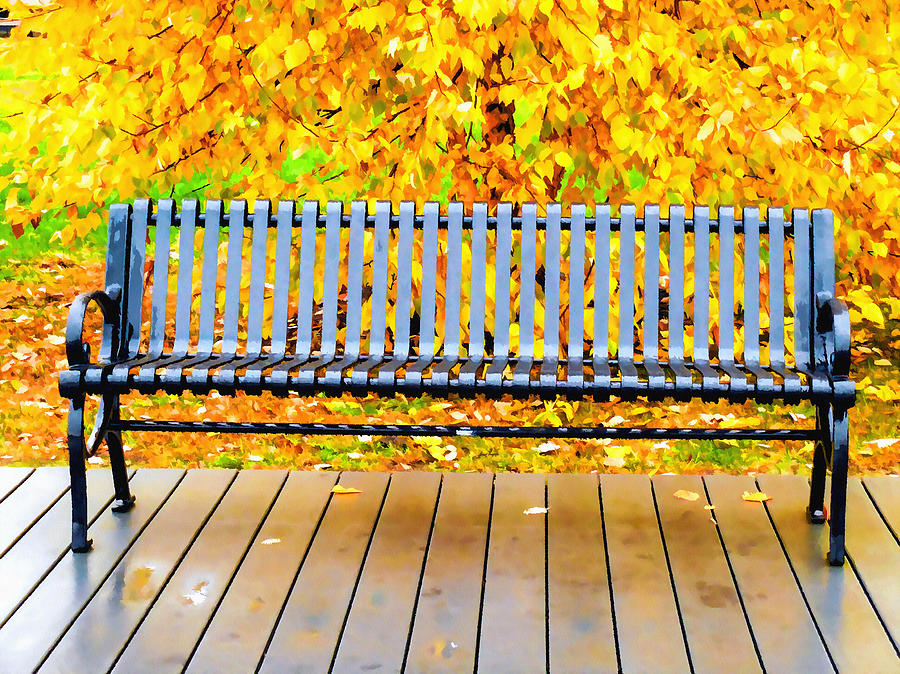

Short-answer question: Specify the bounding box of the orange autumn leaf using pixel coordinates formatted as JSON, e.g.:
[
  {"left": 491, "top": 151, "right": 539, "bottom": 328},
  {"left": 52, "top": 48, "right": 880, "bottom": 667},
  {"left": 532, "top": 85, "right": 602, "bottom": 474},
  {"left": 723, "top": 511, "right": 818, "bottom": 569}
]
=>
[
  {"left": 331, "top": 485, "right": 363, "bottom": 495},
  {"left": 742, "top": 491, "right": 771, "bottom": 503},
  {"left": 673, "top": 489, "right": 700, "bottom": 502}
]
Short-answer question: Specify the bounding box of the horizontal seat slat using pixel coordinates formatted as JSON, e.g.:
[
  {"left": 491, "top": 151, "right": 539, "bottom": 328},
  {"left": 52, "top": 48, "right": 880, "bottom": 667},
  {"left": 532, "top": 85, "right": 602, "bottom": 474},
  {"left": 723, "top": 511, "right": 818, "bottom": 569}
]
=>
[{"left": 146, "top": 212, "right": 800, "bottom": 234}]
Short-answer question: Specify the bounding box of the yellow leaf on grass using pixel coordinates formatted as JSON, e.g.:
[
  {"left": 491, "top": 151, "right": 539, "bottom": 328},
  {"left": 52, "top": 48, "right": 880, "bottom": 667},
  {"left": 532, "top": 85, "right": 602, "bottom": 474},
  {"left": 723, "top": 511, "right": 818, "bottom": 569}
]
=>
[
  {"left": 331, "top": 485, "right": 362, "bottom": 495},
  {"left": 742, "top": 491, "right": 771, "bottom": 503},
  {"left": 674, "top": 489, "right": 700, "bottom": 502},
  {"left": 874, "top": 358, "right": 891, "bottom": 366}
]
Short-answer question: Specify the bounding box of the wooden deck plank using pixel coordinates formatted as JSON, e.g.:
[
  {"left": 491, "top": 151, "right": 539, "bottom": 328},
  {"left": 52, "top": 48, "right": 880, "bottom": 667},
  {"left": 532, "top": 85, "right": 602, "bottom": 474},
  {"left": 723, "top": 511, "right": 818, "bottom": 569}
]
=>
[
  {"left": 185, "top": 471, "right": 337, "bottom": 674},
  {"left": 259, "top": 471, "right": 390, "bottom": 673},
  {"left": 477, "top": 472, "right": 546, "bottom": 672},
  {"left": 653, "top": 474, "right": 761, "bottom": 673},
  {"left": 404, "top": 472, "right": 492, "bottom": 672},
  {"left": 112, "top": 470, "right": 288, "bottom": 673},
  {"left": 0, "top": 469, "right": 184, "bottom": 673},
  {"left": 600, "top": 473, "right": 691, "bottom": 672},
  {"left": 846, "top": 479, "right": 900, "bottom": 645},
  {"left": 704, "top": 474, "right": 833, "bottom": 672},
  {"left": 0, "top": 468, "right": 133, "bottom": 624},
  {"left": 0, "top": 466, "right": 69, "bottom": 555},
  {"left": 546, "top": 473, "right": 617, "bottom": 673},
  {"left": 331, "top": 471, "right": 442, "bottom": 673},
  {"left": 39, "top": 469, "right": 236, "bottom": 674},
  {"left": 863, "top": 476, "right": 900, "bottom": 539},
  {"left": 757, "top": 474, "right": 899, "bottom": 670},
  {"left": 0, "top": 466, "right": 33, "bottom": 502}
]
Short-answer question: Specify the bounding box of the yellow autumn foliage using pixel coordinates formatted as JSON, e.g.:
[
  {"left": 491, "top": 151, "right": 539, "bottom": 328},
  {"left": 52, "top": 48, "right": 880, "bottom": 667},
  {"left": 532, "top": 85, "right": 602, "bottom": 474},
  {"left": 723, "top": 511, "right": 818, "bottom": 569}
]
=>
[{"left": 1, "top": 0, "right": 899, "bottom": 329}]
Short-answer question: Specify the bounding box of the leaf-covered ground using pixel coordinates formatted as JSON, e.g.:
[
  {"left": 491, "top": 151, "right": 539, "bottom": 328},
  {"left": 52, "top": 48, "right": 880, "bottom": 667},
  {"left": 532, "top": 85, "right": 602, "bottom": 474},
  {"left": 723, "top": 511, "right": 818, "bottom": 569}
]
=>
[{"left": 1, "top": 243, "right": 897, "bottom": 476}]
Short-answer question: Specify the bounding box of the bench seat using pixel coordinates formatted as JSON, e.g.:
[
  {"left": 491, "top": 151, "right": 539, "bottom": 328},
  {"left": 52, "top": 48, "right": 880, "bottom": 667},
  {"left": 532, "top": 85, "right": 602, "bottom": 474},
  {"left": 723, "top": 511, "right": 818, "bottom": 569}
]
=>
[{"left": 67, "top": 353, "right": 817, "bottom": 402}]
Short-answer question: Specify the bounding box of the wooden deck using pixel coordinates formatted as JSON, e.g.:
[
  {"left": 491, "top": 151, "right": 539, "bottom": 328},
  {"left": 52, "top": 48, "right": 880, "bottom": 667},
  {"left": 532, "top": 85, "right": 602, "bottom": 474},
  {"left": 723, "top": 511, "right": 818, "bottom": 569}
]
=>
[{"left": 0, "top": 467, "right": 897, "bottom": 672}]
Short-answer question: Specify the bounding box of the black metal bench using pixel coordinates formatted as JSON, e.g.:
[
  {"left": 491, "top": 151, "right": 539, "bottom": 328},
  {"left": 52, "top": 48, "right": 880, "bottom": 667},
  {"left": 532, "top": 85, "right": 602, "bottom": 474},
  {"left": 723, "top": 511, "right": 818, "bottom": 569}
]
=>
[{"left": 59, "top": 200, "right": 855, "bottom": 564}]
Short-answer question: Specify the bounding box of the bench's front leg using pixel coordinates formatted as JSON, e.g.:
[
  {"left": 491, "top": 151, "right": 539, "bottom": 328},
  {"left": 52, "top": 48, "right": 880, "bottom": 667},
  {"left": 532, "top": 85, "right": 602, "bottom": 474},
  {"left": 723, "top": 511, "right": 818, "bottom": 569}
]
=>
[
  {"left": 807, "top": 404, "right": 830, "bottom": 524},
  {"left": 67, "top": 396, "right": 92, "bottom": 553},
  {"left": 828, "top": 405, "right": 850, "bottom": 566},
  {"left": 103, "top": 396, "right": 135, "bottom": 513}
]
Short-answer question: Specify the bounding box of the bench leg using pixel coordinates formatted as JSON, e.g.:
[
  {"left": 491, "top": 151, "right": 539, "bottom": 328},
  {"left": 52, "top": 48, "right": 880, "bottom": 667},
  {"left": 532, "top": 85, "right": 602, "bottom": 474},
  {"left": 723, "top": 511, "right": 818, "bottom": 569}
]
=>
[
  {"left": 105, "top": 398, "right": 136, "bottom": 513},
  {"left": 67, "top": 396, "right": 92, "bottom": 553},
  {"left": 828, "top": 405, "right": 850, "bottom": 566},
  {"left": 806, "top": 404, "right": 830, "bottom": 524}
]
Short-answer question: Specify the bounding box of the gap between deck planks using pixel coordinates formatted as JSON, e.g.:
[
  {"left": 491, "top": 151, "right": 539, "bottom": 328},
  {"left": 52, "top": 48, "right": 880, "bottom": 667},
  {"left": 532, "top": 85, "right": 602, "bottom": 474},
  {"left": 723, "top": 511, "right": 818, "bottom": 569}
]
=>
[{"left": 0, "top": 468, "right": 897, "bottom": 673}]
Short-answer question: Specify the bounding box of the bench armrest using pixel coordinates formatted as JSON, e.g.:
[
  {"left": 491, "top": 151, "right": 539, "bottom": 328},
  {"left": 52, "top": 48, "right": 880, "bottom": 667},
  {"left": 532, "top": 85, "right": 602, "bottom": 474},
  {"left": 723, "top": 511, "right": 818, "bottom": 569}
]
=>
[
  {"left": 815, "top": 293, "right": 851, "bottom": 377},
  {"left": 65, "top": 286, "right": 122, "bottom": 367}
]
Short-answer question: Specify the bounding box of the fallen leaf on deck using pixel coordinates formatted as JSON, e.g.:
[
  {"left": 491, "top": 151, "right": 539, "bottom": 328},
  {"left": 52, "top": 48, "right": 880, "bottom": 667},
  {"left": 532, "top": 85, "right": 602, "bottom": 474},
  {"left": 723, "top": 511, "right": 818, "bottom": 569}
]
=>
[
  {"left": 674, "top": 489, "right": 700, "bottom": 502},
  {"left": 704, "top": 505, "right": 716, "bottom": 510},
  {"left": 742, "top": 490, "right": 771, "bottom": 503},
  {"left": 182, "top": 581, "right": 209, "bottom": 606},
  {"left": 523, "top": 506, "right": 549, "bottom": 515},
  {"left": 332, "top": 485, "right": 363, "bottom": 495},
  {"left": 260, "top": 538, "right": 281, "bottom": 545}
]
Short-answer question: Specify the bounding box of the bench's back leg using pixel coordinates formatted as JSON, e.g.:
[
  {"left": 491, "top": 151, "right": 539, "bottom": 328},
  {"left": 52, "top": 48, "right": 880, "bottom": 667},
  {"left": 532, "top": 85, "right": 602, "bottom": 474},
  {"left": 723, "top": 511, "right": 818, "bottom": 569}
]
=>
[
  {"left": 66, "top": 396, "right": 92, "bottom": 553},
  {"left": 807, "top": 404, "right": 830, "bottom": 524},
  {"left": 828, "top": 406, "right": 850, "bottom": 566}
]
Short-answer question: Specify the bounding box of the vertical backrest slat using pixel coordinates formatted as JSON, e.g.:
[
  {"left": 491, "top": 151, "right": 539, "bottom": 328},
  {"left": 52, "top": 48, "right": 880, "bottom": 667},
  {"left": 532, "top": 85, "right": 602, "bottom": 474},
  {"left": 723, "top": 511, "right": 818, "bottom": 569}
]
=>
[
  {"left": 148, "top": 200, "right": 174, "bottom": 357},
  {"left": 221, "top": 201, "right": 246, "bottom": 354},
  {"left": 668, "top": 205, "right": 686, "bottom": 362},
  {"left": 543, "top": 203, "right": 562, "bottom": 363},
  {"left": 368, "top": 201, "right": 391, "bottom": 357},
  {"left": 812, "top": 209, "right": 835, "bottom": 371},
  {"left": 344, "top": 201, "right": 367, "bottom": 358},
  {"left": 743, "top": 207, "right": 760, "bottom": 367},
  {"left": 643, "top": 204, "right": 660, "bottom": 361},
  {"left": 173, "top": 200, "right": 198, "bottom": 354},
  {"left": 693, "top": 206, "right": 711, "bottom": 363},
  {"left": 296, "top": 201, "right": 319, "bottom": 359},
  {"left": 418, "top": 202, "right": 440, "bottom": 357},
  {"left": 567, "top": 204, "right": 586, "bottom": 362},
  {"left": 493, "top": 203, "right": 514, "bottom": 361},
  {"left": 197, "top": 200, "right": 222, "bottom": 354},
  {"left": 593, "top": 205, "right": 611, "bottom": 366},
  {"left": 793, "top": 209, "right": 812, "bottom": 370},
  {"left": 443, "top": 203, "right": 464, "bottom": 358},
  {"left": 393, "top": 202, "right": 415, "bottom": 359},
  {"left": 718, "top": 206, "right": 735, "bottom": 362},
  {"left": 518, "top": 203, "right": 538, "bottom": 360},
  {"left": 319, "top": 201, "right": 343, "bottom": 357},
  {"left": 103, "top": 204, "right": 131, "bottom": 361},
  {"left": 270, "top": 200, "right": 295, "bottom": 357},
  {"left": 125, "top": 201, "right": 149, "bottom": 357},
  {"left": 468, "top": 202, "right": 489, "bottom": 359},
  {"left": 618, "top": 205, "right": 636, "bottom": 361},
  {"left": 768, "top": 208, "right": 786, "bottom": 366},
  {"left": 246, "top": 200, "right": 270, "bottom": 355}
]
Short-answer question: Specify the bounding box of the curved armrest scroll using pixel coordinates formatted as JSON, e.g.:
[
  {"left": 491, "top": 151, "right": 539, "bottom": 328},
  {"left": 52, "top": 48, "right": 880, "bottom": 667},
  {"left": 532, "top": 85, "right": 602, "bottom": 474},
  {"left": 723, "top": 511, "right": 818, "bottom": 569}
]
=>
[
  {"left": 65, "top": 286, "right": 122, "bottom": 366},
  {"left": 815, "top": 294, "right": 851, "bottom": 378}
]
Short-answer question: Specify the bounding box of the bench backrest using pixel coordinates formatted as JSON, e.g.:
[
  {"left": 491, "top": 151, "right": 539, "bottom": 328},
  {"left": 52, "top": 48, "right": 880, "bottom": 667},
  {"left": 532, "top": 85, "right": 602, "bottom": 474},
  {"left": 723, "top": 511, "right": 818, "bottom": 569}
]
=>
[{"left": 100, "top": 200, "right": 836, "bottom": 379}]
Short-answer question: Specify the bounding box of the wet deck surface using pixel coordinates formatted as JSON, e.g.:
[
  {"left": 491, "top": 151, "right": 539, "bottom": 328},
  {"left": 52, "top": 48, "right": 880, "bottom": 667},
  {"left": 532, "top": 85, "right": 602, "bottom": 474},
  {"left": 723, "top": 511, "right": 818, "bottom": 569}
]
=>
[{"left": 0, "top": 467, "right": 897, "bottom": 672}]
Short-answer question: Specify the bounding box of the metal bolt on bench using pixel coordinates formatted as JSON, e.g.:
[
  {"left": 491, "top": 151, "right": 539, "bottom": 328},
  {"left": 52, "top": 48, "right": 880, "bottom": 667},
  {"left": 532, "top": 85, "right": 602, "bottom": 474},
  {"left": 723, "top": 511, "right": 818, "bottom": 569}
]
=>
[{"left": 58, "top": 200, "right": 855, "bottom": 564}]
